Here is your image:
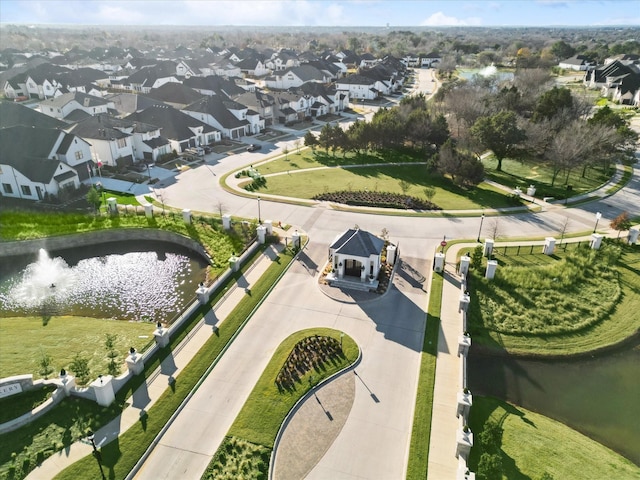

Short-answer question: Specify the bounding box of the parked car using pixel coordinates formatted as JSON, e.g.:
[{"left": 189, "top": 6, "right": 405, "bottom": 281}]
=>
[
  {"left": 184, "top": 147, "right": 204, "bottom": 157},
  {"left": 247, "top": 144, "right": 262, "bottom": 152}
]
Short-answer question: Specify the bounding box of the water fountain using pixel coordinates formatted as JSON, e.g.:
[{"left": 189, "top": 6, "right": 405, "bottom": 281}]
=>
[{"left": 0, "top": 244, "right": 207, "bottom": 322}]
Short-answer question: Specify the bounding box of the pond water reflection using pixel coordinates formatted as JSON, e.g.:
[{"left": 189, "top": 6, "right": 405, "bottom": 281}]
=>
[
  {"left": 469, "top": 342, "right": 640, "bottom": 466},
  {"left": 0, "top": 241, "right": 207, "bottom": 323}
]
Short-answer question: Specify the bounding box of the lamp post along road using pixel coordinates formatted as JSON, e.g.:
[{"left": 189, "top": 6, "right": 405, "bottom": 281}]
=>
[
  {"left": 477, "top": 213, "right": 485, "bottom": 242},
  {"left": 87, "top": 431, "right": 106, "bottom": 480},
  {"left": 593, "top": 212, "right": 602, "bottom": 233},
  {"left": 257, "top": 196, "right": 262, "bottom": 224}
]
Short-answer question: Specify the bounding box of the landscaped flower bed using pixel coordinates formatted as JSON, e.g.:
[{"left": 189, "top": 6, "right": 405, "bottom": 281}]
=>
[{"left": 313, "top": 190, "right": 439, "bottom": 210}]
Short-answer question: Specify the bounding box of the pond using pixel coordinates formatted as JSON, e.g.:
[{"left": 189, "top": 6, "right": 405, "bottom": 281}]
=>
[
  {"left": 468, "top": 341, "right": 640, "bottom": 466},
  {"left": 0, "top": 241, "right": 208, "bottom": 323},
  {"left": 458, "top": 65, "right": 514, "bottom": 83}
]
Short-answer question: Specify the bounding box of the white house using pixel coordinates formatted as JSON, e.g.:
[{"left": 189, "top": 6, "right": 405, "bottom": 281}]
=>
[
  {"left": 328, "top": 228, "right": 385, "bottom": 285},
  {"left": 262, "top": 65, "right": 330, "bottom": 90},
  {"left": 39, "top": 92, "right": 113, "bottom": 120}
]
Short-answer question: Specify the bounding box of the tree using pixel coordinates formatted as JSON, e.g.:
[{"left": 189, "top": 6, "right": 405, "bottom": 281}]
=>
[
  {"left": 471, "top": 111, "right": 526, "bottom": 171},
  {"left": 423, "top": 186, "right": 436, "bottom": 204},
  {"left": 69, "top": 353, "right": 91, "bottom": 385},
  {"left": 39, "top": 348, "right": 54, "bottom": 379},
  {"left": 304, "top": 131, "right": 318, "bottom": 151},
  {"left": 551, "top": 40, "right": 576, "bottom": 60},
  {"left": 610, "top": 211, "right": 631, "bottom": 238},
  {"left": 86, "top": 187, "right": 101, "bottom": 214},
  {"left": 437, "top": 140, "right": 485, "bottom": 187},
  {"left": 105, "top": 333, "right": 119, "bottom": 376},
  {"left": 532, "top": 86, "right": 573, "bottom": 123},
  {"left": 478, "top": 452, "right": 503, "bottom": 480},
  {"left": 318, "top": 124, "right": 333, "bottom": 153}
]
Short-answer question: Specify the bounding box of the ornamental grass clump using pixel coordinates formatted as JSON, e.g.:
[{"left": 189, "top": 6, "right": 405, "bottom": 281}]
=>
[{"left": 471, "top": 245, "right": 622, "bottom": 335}]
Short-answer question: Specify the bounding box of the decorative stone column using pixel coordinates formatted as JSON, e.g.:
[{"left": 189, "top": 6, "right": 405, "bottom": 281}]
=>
[
  {"left": 182, "top": 209, "right": 191, "bottom": 225},
  {"left": 58, "top": 369, "right": 75, "bottom": 396},
  {"left": 154, "top": 322, "right": 170, "bottom": 348},
  {"left": 107, "top": 197, "right": 118, "bottom": 214},
  {"left": 456, "top": 426, "right": 473, "bottom": 460},
  {"left": 458, "top": 333, "right": 471, "bottom": 356},
  {"left": 459, "top": 255, "right": 470, "bottom": 277},
  {"left": 229, "top": 254, "right": 240, "bottom": 272},
  {"left": 196, "top": 282, "right": 210, "bottom": 304},
  {"left": 457, "top": 389, "right": 473, "bottom": 418},
  {"left": 434, "top": 252, "right": 445, "bottom": 273},
  {"left": 483, "top": 239, "right": 494, "bottom": 257},
  {"left": 386, "top": 244, "right": 397, "bottom": 265},
  {"left": 459, "top": 292, "right": 470, "bottom": 313},
  {"left": 264, "top": 219, "right": 273, "bottom": 234},
  {"left": 125, "top": 347, "right": 144, "bottom": 375},
  {"left": 485, "top": 260, "right": 498, "bottom": 279},
  {"left": 144, "top": 204, "right": 153, "bottom": 218},
  {"left": 222, "top": 214, "right": 231, "bottom": 230},
  {"left": 257, "top": 225, "right": 267, "bottom": 244},
  {"left": 628, "top": 227, "right": 639, "bottom": 245},
  {"left": 292, "top": 230, "right": 301, "bottom": 249},
  {"left": 91, "top": 375, "right": 115, "bottom": 407},
  {"left": 543, "top": 237, "right": 556, "bottom": 255},
  {"left": 527, "top": 184, "right": 536, "bottom": 197},
  {"left": 590, "top": 233, "right": 603, "bottom": 250}
]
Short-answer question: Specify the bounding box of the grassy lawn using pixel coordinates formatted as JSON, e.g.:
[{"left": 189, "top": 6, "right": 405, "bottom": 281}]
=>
[
  {"left": 203, "top": 328, "right": 359, "bottom": 479},
  {"left": 258, "top": 165, "right": 522, "bottom": 210},
  {"left": 52, "top": 247, "right": 296, "bottom": 480},
  {"left": 482, "top": 156, "right": 612, "bottom": 200},
  {"left": 0, "top": 385, "right": 56, "bottom": 424},
  {"left": 465, "top": 242, "right": 640, "bottom": 355},
  {"left": 255, "top": 149, "right": 423, "bottom": 175},
  {"left": 0, "top": 316, "right": 155, "bottom": 380},
  {"left": 468, "top": 396, "right": 639, "bottom": 480},
  {"left": 406, "top": 272, "right": 442, "bottom": 480}
]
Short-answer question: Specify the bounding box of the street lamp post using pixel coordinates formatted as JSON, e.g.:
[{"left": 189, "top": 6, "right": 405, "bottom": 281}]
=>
[
  {"left": 593, "top": 212, "right": 602, "bottom": 233},
  {"left": 87, "top": 431, "right": 106, "bottom": 480},
  {"left": 257, "top": 196, "right": 261, "bottom": 224},
  {"left": 146, "top": 162, "right": 152, "bottom": 181},
  {"left": 95, "top": 182, "right": 106, "bottom": 215},
  {"left": 477, "top": 213, "right": 485, "bottom": 242}
]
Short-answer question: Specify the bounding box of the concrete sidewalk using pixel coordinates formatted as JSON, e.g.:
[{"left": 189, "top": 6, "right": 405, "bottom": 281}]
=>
[{"left": 26, "top": 242, "right": 284, "bottom": 480}]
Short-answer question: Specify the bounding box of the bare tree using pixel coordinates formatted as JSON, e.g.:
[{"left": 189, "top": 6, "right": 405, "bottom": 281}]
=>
[
  {"left": 215, "top": 199, "right": 225, "bottom": 218},
  {"left": 558, "top": 216, "right": 571, "bottom": 244},
  {"left": 487, "top": 218, "right": 501, "bottom": 241}
]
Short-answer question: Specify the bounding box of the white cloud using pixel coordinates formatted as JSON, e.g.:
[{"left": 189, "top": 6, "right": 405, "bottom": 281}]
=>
[{"left": 420, "top": 11, "right": 482, "bottom": 26}]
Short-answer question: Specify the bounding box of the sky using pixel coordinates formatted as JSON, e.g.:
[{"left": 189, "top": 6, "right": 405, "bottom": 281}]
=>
[{"left": 1, "top": 0, "right": 639, "bottom": 27}]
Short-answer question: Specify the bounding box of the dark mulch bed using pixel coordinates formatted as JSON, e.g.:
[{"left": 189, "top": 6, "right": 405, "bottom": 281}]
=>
[{"left": 313, "top": 190, "right": 439, "bottom": 210}]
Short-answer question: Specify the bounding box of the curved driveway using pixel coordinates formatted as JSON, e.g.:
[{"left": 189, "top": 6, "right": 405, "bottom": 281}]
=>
[{"left": 135, "top": 75, "right": 639, "bottom": 479}]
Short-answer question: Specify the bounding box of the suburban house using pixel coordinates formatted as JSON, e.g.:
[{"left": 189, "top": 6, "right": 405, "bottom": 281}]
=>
[
  {"left": 183, "top": 75, "right": 246, "bottom": 97},
  {"left": 0, "top": 126, "right": 90, "bottom": 201},
  {"left": 146, "top": 82, "right": 204, "bottom": 109},
  {"left": 261, "top": 64, "right": 330, "bottom": 90},
  {"left": 232, "top": 89, "right": 276, "bottom": 126},
  {"left": 0, "top": 100, "right": 67, "bottom": 129},
  {"left": 334, "top": 74, "right": 381, "bottom": 100},
  {"left": 328, "top": 228, "right": 385, "bottom": 284},
  {"left": 67, "top": 114, "right": 136, "bottom": 169},
  {"left": 38, "top": 92, "right": 114, "bottom": 120},
  {"left": 558, "top": 54, "right": 594, "bottom": 71},
  {"left": 421, "top": 52, "right": 442, "bottom": 67},
  {"left": 270, "top": 90, "right": 313, "bottom": 124},
  {"left": 105, "top": 92, "right": 167, "bottom": 116},
  {"left": 124, "top": 104, "right": 221, "bottom": 153},
  {"left": 584, "top": 59, "right": 640, "bottom": 105},
  {"left": 124, "top": 60, "right": 181, "bottom": 94},
  {"left": 54, "top": 67, "right": 110, "bottom": 93},
  {"left": 299, "top": 82, "right": 349, "bottom": 115},
  {"left": 182, "top": 95, "right": 253, "bottom": 138},
  {"left": 234, "top": 55, "right": 270, "bottom": 77},
  {"left": 2, "top": 63, "right": 69, "bottom": 99},
  {"left": 265, "top": 50, "right": 300, "bottom": 72}
]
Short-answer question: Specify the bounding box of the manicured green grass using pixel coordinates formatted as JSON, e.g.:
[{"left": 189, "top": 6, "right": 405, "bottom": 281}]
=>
[
  {"left": 256, "top": 149, "right": 422, "bottom": 175},
  {"left": 0, "top": 316, "right": 155, "bottom": 380},
  {"left": 606, "top": 164, "right": 634, "bottom": 195},
  {"left": 0, "top": 211, "right": 246, "bottom": 276},
  {"left": 467, "top": 242, "right": 640, "bottom": 355},
  {"left": 228, "top": 328, "right": 358, "bottom": 448},
  {"left": 98, "top": 191, "right": 141, "bottom": 206},
  {"left": 52, "top": 247, "right": 296, "bottom": 480},
  {"left": 406, "top": 273, "right": 442, "bottom": 480},
  {"left": 482, "top": 156, "right": 611, "bottom": 200},
  {"left": 468, "top": 396, "right": 640, "bottom": 480},
  {"left": 203, "top": 329, "right": 358, "bottom": 479},
  {"left": 259, "top": 165, "right": 522, "bottom": 210}
]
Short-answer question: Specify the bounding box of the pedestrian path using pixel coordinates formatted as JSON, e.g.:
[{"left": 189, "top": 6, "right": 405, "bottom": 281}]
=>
[{"left": 26, "top": 242, "right": 284, "bottom": 480}]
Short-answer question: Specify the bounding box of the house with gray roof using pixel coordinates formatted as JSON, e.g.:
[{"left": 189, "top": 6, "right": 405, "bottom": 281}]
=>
[
  {"left": 147, "top": 82, "right": 204, "bottom": 109},
  {"left": 67, "top": 114, "right": 135, "bottom": 168},
  {"left": 124, "top": 105, "right": 220, "bottom": 153},
  {"left": 0, "top": 100, "right": 66, "bottom": 129},
  {"left": 39, "top": 92, "right": 114, "bottom": 120},
  {"left": 182, "top": 95, "right": 252, "bottom": 138},
  {"left": 262, "top": 64, "right": 330, "bottom": 90},
  {"left": 0, "top": 126, "right": 90, "bottom": 201}
]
